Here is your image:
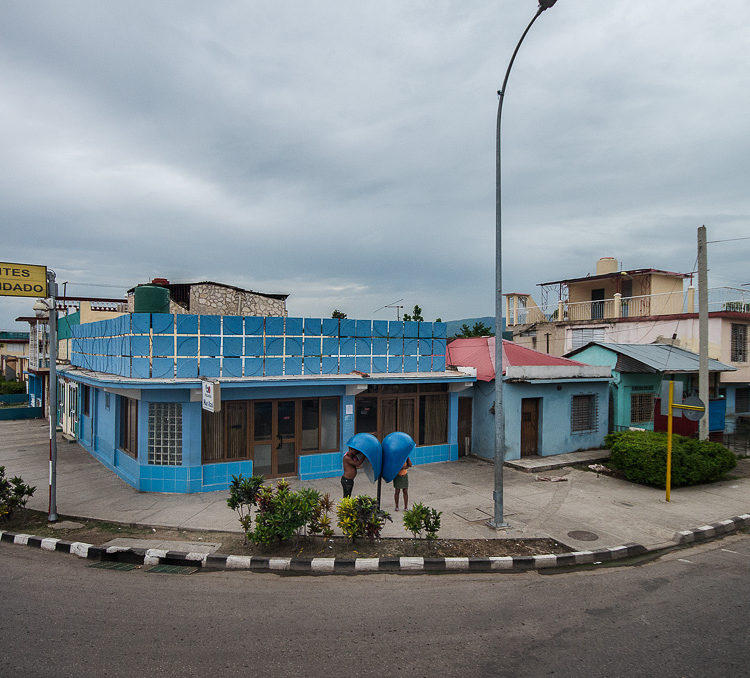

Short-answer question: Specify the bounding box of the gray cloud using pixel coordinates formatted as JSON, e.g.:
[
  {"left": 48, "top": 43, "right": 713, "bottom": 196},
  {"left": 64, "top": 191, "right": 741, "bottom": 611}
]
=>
[{"left": 2, "top": 0, "right": 748, "bottom": 330}]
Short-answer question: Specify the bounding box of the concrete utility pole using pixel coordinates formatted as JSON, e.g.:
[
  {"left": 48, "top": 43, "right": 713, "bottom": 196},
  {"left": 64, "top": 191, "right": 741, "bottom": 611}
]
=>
[
  {"left": 47, "top": 271, "right": 59, "bottom": 522},
  {"left": 698, "top": 226, "right": 709, "bottom": 441},
  {"left": 490, "top": 0, "right": 558, "bottom": 529}
]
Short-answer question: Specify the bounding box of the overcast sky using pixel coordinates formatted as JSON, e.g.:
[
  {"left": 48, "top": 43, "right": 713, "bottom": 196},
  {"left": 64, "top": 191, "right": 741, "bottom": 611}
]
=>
[{"left": 1, "top": 0, "right": 748, "bottom": 330}]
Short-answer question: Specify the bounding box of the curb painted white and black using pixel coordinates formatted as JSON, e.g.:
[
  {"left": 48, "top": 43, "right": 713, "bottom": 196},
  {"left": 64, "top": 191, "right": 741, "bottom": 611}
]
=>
[
  {"left": 0, "top": 530, "right": 647, "bottom": 573},
  {"left": 2, "top": 513, "right": 748, "bottom": 574},
  {"left": 673, "top": 513, "right": 750, "bottom": 545}
]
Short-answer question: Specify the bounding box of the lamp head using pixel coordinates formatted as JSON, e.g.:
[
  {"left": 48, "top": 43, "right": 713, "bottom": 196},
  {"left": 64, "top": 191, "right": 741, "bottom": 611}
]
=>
[
  {"left": 33, "top": 299, "right": 50, "bottom": 312},
  {"left": 539, "top": 0, "right": 558, "bottom": 9}
]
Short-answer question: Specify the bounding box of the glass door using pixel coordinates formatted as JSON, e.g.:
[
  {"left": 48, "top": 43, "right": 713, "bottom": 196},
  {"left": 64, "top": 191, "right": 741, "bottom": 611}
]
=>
[
  {"left": 251, "top": 400, "right": 297, "bottom": 478},
  {"left": 252, "top": 401, "right": 273, "bottom": 477},
  {"left": 276, "top": 400, "right": 296, "bottom": 476}
]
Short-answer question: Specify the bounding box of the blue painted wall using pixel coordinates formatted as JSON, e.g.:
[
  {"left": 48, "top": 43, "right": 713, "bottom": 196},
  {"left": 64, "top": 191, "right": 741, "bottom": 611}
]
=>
[
  {"left": 69, "top": 313, "right": 448, "bottom": 379},
  {"left": 70, "top": 378, "right": 460, "bottom": 492},
  {"left": 470, "top": 379, "right": 610, "bottom": 461}
]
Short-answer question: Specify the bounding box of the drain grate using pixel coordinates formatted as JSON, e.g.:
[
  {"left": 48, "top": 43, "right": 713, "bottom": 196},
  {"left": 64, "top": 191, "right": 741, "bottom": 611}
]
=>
[
  {"left": 146, "top": 564, "right": 198, "bottom": 575},
  {"left": 88, "top": 561, "right": 139, "bottom": 571}
]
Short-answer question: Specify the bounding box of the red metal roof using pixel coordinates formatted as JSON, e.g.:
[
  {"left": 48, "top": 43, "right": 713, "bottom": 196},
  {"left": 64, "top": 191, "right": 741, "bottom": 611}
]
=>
[{"left": 446, "top": 337, "right": 585, "bottom": 382}]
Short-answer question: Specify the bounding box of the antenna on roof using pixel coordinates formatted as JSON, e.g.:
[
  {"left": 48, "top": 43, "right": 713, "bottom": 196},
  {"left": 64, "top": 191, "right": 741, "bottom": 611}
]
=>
[{"left": 373, "top": 298, "right": 404, "bottom": 321}]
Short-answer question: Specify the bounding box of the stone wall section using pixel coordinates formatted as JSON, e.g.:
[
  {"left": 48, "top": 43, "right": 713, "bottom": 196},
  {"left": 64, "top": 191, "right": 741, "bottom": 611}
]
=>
[
  {"left": 127, "top": 283, "right": 287, "bottom": 317},
  {"left": 187, "top": 284, "right": 286, "bottom": 316}
]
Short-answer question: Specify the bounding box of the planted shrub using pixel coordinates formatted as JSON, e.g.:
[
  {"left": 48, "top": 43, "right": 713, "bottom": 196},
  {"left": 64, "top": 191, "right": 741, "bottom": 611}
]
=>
[
  {"left": 402, "top": 502, "right": 442, "bottom": 540},
  {"left": 249, "top": 480, "right": 322, "bottom": 545},
  {"left": 0, "top": 466, "right": 36, "bottom": 521},
  {"left": 227, "top": 476, "right": 333, "bottom": 544},
  {"left": 606, "top": 430, "right": 736, "bottom": 488},
  {"left": 336, "top": 495, "right": 392, "bottom": 542},
  {"left": 226, "top": 473, "right": 265, "bottom": 536}
]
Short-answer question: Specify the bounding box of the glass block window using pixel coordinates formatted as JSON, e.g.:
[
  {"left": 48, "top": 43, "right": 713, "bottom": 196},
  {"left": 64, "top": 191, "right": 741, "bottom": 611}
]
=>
[
  {"left": 630, "top": 392, "right": 655, "bottom": 424},
  {"left": 571, "top": 394, "right": 598, "bottom": 433},
  {"left": 148, "top": 402, "right": 182, "bottom": 465},
  {"left": 731, "top": 324, "right": 747, "bottom": 362}
]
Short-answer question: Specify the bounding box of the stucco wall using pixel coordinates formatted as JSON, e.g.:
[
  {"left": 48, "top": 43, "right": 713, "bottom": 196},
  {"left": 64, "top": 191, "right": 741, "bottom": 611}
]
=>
[{"left": 470, "top": 378, "right": 609, "bottom": 461}]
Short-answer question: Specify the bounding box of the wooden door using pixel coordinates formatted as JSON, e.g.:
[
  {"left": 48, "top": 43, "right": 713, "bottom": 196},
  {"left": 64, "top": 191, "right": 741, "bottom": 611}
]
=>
[
  {"left": 458, "top": 397, "right": 472, "bottom": 457},
  {"left": 520, "top": 398, "right": 539, "bottom": 457}
]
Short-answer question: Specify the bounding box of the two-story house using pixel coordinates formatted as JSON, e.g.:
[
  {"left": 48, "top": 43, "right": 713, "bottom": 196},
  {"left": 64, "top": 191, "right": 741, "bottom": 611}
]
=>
[{"left": 506, "top": 257, "right": 750, "bottom": 433}]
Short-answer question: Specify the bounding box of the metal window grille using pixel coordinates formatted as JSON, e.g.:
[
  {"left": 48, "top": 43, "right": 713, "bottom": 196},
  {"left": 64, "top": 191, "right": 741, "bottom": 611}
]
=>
[
  {"left": 731, "top": 324, "right": 747, "bottom": 362},
  {"left": 571, "top": 327, "right": 605, "bottom": 351},
  {"left": 148, "top": 402, "right": 182, "bottom": 466},
  {"left": 736, "top": 388, "right": 750, "bottom": 414},
  {"left": 571, "top": 394, "right": 597, "bottom": 433},
  {"left": 630, "top": 392, "right": 655, "bottom": 424}
]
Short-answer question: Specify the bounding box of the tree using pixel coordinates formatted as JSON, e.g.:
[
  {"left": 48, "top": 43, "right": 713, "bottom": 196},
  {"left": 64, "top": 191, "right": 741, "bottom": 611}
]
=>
[
  {"left": 402, "top": 305, "right": 424, "bottom": 322},
  {"left": 331, "top": 309, "right": 347, "bottom": 319},
  {"left": 458, "top": 321, "right": 493, "bottom": 338}
]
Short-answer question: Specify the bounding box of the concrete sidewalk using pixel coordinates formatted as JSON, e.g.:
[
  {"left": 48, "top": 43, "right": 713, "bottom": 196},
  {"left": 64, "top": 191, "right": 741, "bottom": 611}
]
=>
[{"left": 2, "top": 419, "right": 748, "bottom": 552}]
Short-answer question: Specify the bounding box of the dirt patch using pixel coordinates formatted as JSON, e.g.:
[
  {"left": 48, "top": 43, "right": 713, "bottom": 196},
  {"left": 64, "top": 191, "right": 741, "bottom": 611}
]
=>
[{"left": 2, "top": 510, "right": 570, "bottom": 558}]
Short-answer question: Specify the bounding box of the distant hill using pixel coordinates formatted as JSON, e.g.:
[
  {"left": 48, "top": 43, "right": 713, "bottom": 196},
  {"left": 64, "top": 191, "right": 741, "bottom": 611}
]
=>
[{"left": 444, "top": 316, "right": 505, "bottom": 338}]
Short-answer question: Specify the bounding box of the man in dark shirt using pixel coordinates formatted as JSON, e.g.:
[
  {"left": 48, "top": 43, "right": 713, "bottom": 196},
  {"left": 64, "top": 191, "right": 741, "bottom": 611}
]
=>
[{"left": 341, "top": 448, "right": 364, "bottom": 498}]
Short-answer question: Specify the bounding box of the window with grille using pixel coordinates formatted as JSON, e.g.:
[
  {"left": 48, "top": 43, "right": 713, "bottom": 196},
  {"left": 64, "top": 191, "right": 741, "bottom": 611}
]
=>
[
  {"left": 630, "top": 392, "right": 655, "bottom": 424},
  {"left": 736, "top": 387, "right": 750, "bottom": 414},
  {"left": 148, "top": 402, "right": 182, "bottom": 465},
  {"left": 119, "top": 396, "right": 138, "bottom": 458},
  {"left": 731, "top": 324, "right": 747, "bottom": 362},
  {"left": 571, "top": 394, "right": 597, "bottom": 433}
]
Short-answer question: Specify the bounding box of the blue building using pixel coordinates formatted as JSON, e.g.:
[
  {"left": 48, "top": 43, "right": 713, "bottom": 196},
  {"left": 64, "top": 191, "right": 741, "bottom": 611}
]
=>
[
  {"left": 58, "top": 313, "right": 473, "bottom": 493},
  {"left": 446, "top": 338, "right": 612, "bottom": 459}
]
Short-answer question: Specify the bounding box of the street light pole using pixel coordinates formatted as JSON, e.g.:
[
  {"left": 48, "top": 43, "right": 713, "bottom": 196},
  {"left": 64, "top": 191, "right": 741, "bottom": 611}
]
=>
[{"left": 489, "top": 1, "right": 558, "bottom": 529}]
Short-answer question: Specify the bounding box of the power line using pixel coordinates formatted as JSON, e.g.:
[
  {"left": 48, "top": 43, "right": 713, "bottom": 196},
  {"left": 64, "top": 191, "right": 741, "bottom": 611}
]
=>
[{"left": 707, "top": 236, "right": 750, "bottom": 244}]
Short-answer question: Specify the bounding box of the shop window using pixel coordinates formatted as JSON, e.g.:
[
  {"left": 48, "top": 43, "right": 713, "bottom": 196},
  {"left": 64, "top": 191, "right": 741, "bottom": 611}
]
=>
[
  {"left": 630, "top": 392, "right": 655, "bottom": 424},
  {"left": 302, "top": 398, "right": 339, "bottom": 452},
  {"left": 419, "top": 394, "right": 448, "bottom": 445},
  {"left": 355, "top": 385, "right": 449, "bottom": 445},
  {"left": 148, "top": 402, "right": 182, "bottom": 466},
  {"left": 571, "top": 394, "right": 597, "bottom": 433},
  {"left": 119, "top": 396, "right": 138, "bottom": 458}
]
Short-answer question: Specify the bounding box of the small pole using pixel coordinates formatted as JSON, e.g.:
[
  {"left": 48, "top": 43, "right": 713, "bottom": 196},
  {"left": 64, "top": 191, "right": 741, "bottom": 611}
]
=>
[
  {"left": 666, "top": 380, "right": 673, "bottom": 502},
  {"left": 47, "top": 271, "right": 59, "bottom": 522},
  {"left": 376, "top": 474, "right": 382, "bottom": 510}
]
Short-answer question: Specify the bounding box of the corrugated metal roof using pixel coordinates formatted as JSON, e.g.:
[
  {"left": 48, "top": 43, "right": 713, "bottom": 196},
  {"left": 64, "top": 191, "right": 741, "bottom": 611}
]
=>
[{"left": 569, "top": 342, "right": 735, "bottom": 373}]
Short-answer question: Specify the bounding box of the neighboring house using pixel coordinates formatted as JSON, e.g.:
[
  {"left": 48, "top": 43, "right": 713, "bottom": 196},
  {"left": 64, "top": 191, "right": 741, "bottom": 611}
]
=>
[
  {"left": 567, "top": 342, "right": 735, "bottom": 435},
  {"left": 16, "top": 296, "right": 127, "bottom": 423},
  {"left": 126, "top": 279, "right": 288, "bottom": 317},
  {"left": 56, "top": 312, "right": 472, "bottom": 493},
  {"left": 0, "top": 331, "right": 30, "bottom": 383},
  {"left": 446, "top": 337, "right": 611, "bottom": 460},
  {"left": 505, "top": 256, "right": 750, "bottom": 432}
]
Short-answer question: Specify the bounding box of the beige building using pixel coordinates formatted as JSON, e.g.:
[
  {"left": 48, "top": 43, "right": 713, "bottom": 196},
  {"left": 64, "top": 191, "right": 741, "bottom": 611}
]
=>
[{"left": 505, "top": 257, "right": 750, "bottom": 431}]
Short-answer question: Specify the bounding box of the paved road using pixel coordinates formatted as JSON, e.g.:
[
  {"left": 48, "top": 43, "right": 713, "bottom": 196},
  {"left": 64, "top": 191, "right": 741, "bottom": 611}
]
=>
[{"left": 2, "top": 535, "right": 749, "bottom": 677}]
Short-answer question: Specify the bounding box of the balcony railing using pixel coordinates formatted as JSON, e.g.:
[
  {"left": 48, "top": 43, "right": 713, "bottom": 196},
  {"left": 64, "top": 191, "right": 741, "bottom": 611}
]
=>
[{"left": 506, "top": 287, "right": 750, "bottom": 327}]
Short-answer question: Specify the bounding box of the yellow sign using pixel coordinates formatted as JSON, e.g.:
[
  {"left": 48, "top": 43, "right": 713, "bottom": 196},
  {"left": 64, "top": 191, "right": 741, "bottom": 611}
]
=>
[{"left": 0, "top": 262, "right": 48, "bottom": 298}]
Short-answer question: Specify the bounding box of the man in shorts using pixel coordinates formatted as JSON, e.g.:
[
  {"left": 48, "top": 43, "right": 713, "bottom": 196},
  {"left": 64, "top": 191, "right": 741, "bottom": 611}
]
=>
[
  {"left": 341, "top": 448, "right": 364, "bottom": 498},
  {"left": 393, "top": 457, "right": 412, "bottom": 511}
]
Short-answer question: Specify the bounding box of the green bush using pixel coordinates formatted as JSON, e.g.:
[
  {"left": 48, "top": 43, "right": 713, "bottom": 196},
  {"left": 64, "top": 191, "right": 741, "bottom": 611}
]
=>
[
  {"left": 0, "top": 378, "right": 25, "bottom": 395},
  {"left": 402, "top": 502, "right": 442, "bottom": 540},
  {"left": 606, "top": 430, "right": 736, "bottom": 488},
  {"left": 336, "top": 495, "right": 391, "bottom": 542},
  {"left": 0, "top": 466, "right": 36, "bottom": 520},
  {"left": 227, "top": 475, "right": 333, "bottom": 544}
]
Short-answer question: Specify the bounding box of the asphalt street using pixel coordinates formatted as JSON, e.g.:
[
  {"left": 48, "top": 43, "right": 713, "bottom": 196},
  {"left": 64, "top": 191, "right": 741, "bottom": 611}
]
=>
[{"left": 2, "top": 534, "right": 749, "bottom": 677}]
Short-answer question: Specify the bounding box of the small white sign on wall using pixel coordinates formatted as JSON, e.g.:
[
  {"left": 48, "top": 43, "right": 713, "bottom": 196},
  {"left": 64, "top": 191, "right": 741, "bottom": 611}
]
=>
[
  {"left": 345, "top": 404, "right": 354, "bottom": 415},
  {"left": 202, "top": 380, "right": 221, "bottom": 413}
]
